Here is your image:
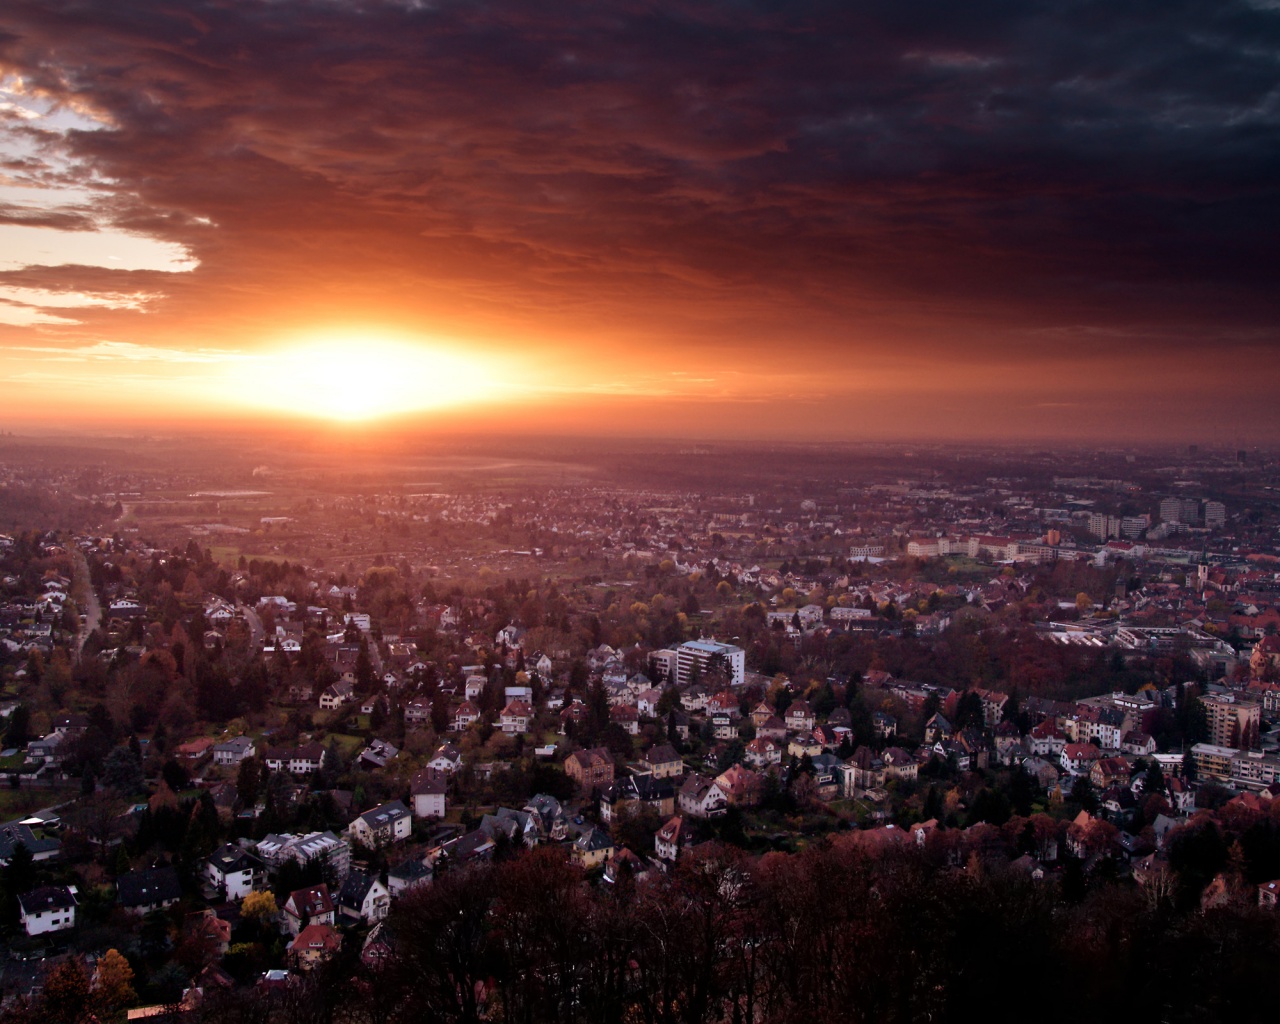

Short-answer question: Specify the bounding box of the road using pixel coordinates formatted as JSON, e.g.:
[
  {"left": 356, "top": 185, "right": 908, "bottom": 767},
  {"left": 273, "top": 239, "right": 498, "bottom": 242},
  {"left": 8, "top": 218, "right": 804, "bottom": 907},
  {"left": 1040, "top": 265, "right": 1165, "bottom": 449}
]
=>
[
  {"left": 72, "top": 548, "right": 101, "bottom": 664},
  {"left": 238, "top": 601, "right": 265, "bottom": 652}
]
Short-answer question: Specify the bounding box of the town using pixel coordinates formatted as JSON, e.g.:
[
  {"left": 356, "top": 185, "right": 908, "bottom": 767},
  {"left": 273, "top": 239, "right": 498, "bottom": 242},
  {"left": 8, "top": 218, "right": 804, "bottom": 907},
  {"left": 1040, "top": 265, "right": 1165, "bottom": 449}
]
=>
[{"left": 1, "top": 434, "right": 1279, "bottom": 1022}]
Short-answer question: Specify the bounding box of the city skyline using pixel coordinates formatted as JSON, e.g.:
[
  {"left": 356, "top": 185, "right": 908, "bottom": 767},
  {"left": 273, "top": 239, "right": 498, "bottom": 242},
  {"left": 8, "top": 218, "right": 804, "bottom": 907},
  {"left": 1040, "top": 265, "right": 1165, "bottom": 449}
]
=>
[{"left": 1, "top": 1, "right": 1278, "bottom": 442}]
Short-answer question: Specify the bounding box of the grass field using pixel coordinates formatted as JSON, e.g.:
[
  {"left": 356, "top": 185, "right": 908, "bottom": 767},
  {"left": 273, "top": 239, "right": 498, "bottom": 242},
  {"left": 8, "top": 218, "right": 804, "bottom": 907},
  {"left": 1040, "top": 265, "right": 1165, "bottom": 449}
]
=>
[{"left": 0, "top": 785, "right": 79, "bottom": 819}]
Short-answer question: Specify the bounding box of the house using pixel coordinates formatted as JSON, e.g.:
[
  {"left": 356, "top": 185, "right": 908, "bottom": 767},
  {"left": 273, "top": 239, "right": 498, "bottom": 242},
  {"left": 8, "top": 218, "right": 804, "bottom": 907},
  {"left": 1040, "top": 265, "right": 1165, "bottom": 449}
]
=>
[
  {"left": 757, "top": 715, "right": 787, "bottom": 742},
  {"left": 655, "top": 815, "right": 685, "bottom": 861},
  {"left": 1022, "top": 756, "right": 1061, "bottom": 789},
  {"left": 282, "top": 884, "right": 336, "bottom": 936},
  {"left": 784, "top": 701, "right": 815, "bottom": 733},
  {"left": 1029, "top": 721, "right": 1067, "bottom": 758},
  {"left": 453, "top": 700, "right": 481, "bottom": 731},
  {"left": 289, "top": 923, "right": 342, "bottom": 970},
  {"left": 523, "top": 794, "right": 569, "bottom": 841},
  {"left": 604, "top": 848, "right": 650, "bottom": 886},
  {"left": 118, "top": 866, "right": 183, "bottom": 914},
  {"left": 637, "top": 688, "right": 664, "bottom": 717},
  {"left": 571, "top": 827, "right": 615, "bottom": 870},
  {"left": 264, "top": 742, "right": 326, "bottom": 775},
  {"left": 610, "top": 703, "right": 641, "bottom": 735},
  {"left": 499, "top": 699, "right": 534, "bottom": 735},
  {"left": 923, "top": 713, "right": 953, "bottom": 744},
  {"left": 1122, "top": 731, "right": 1157, "bottom": 757},
  {"left": 186, "top": 909, "right": 232, "bottom": 957},
  {"left": 212, "top": 736, "right": 256, "bottom": 766},
  {"left": 881, "top": 747, "right": 919, "bottom": 782},
  {"left": 640, "top": 743, "right": 684, "bottom": 779},
  {"left": 842, "top": 746, "right": 885, "bottom": 794},
  {"left": 565, "top": 747, "right": 615, "bottom": 792},
  {"left": 993, "top": 721, "right": 1024, "bottom": 764},
  {"left": 410, "top": 769, "right": 448, "bottom": 819},
  {"left": 337, "top": 871, "right": 390, "bottom": 925},
  {"left": 975, "top": 689, "right": 1009, "bottom": 728},
  {"left": 745, "top": 736, "right": 782, "bottom": 768},
  {"left": 388, "top": 857, "right": 433, "bottom": 897},
  {"left": 679, "top": 774, "right": 728, "bottom": 818},
  {"left": 872, "top": 712, "right": 897, "bottom": 739},
  {"left": 750, "top": 702, "right": 775, "bottom": 729},
  {"left": 599, "top": 774, "right": 676, "bottom": 823},
  {"left": 0, "top": 820, "right": 61, "bottom": 864},
  {"left": 175, "top": 737, "right": 216, "bottom": 762},
  {"left": 1259, "top": 879, "right": 1280, "bottom": 909},
  {"left": 560, "top": 700, "right": 589, "bottom": 734},
  {"left": 480, "top": 807, "right": 541, "bottom": 848},
  {"left": 358, "top": 739, "right": 399, "bottom": 770},
  {"left": 319, "top": 681, "right": 356, "bottom": 710},
  {"left": 18, "top": 885, "right": 77, "bottom": 936},
  {"left": 788, "top": 734, "right": 822, "bottom": 760},
  {"left": 404, "top": 699, "right": 434, "bottom": 727},
  {"left": 715, "top": 764, "right": 762, "bottom": 807},
  {"left": 205, "top": 844, "right": 265, "bottom": 901},
  {"left": 349, "top": 800, "right": 412, "bottom": 847},
  {"left": 1090, "top": 756, "right": 1133, "bottom": 791},
  {"left": 427, "top": 743, "right": 463, "bottom": 775},
  {"left": 1061, "top": 742, "right": 1103, "bottom": 776}
]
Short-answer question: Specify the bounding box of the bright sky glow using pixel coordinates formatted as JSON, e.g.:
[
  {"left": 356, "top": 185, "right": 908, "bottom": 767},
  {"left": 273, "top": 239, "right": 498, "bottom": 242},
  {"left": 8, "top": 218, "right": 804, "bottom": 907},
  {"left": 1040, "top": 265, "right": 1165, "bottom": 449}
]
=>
[{"left": 223, "top": 335, "right": 515, "bottom": 421}]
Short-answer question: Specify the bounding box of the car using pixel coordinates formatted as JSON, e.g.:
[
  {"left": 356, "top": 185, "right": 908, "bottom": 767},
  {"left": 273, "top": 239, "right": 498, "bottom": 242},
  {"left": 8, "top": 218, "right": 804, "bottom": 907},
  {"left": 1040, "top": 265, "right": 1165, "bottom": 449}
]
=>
[{"left": 573, "top": 815, "right": 584, "bottom": 825}]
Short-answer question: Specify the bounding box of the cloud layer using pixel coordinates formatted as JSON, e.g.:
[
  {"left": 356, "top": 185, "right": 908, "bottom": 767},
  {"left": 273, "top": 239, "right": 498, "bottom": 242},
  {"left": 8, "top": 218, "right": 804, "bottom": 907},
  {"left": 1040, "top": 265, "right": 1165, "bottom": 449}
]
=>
[{"left": 0, "top": 0, "right": 1277, "bottom": 437}]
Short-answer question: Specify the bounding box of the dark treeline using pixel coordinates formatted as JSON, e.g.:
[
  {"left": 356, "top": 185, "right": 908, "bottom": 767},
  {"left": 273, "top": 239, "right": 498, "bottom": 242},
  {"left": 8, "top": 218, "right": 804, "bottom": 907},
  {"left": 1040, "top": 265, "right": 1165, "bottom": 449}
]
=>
[{"left": 31, "top": 840, "right": 1275, "bottom": 1024}]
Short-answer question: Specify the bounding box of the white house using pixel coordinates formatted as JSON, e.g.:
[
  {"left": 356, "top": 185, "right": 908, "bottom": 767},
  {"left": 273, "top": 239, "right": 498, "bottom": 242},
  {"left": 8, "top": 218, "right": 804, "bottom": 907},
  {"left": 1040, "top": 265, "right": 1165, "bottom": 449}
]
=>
[
  {"left": 337, "top": 871, "right": 390, "bottom": 925},
  {"left": 18, "top": 886, "right": 77, "bottom": 936},
  {"left": 410, "top": 769, "right": 448, "bottom": 819},
  {"left": 349, "top": 800, "right": 413, "bottom": 847},
  {"left": 205, "top": 843, "right": 265, "bottom": 901},
  {"left": 499, "top": 699, "right": 533, "bottom": 735},
  {"left": 678, "top": 775, "right": 728, "bottom": 819},
  {"left": 427, "top": 743, "right": 463, "bottom": 775}
]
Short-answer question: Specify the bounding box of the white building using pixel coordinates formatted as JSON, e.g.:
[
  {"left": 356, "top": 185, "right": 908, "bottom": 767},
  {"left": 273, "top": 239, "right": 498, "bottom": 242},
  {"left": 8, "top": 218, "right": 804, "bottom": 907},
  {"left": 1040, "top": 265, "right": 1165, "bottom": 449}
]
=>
[
  {"left": 348, "top": 800, "right": 413, "bottom": 847},
  {"left": 212, "top": 736, "right": 256, "bottom": 766},
  {"left": 206, "top": 843, "right": 265, "bottom": 901},
  {"left": 675, "top": 640, "right": 745, "bottom": 687},
  {"left": 18, "top": 886, "right": 77, "bottom": 936},
  {"left": 257, "top": 831, "right": 351, "bottom": 883},
  {"left": 410, "top": 770, "right": 448, "bottom": 819}
]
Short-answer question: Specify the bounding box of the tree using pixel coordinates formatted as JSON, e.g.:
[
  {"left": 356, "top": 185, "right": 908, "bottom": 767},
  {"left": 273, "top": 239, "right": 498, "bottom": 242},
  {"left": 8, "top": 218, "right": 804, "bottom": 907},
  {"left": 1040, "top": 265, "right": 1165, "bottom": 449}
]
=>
[
  {"left": 3, "top": 704, "right": 30, "bottom": 749},
  {"left": 38, "top": 958, "right": 91, "bottom": 1024},
  {"left": 93, "top": 948, "right": 136, "bottom": 1017},
  {"left": 370, "top": 697, "right": 388, "bottom": 732},
  {"left": 237, "top": 756, "right": 264, "bottom": 809},
  {"left": 102, "top": 745, "right": 145, "bottom": 795},
  {"left": 242, "top": 889, "right": 279, "bottom": 925}
]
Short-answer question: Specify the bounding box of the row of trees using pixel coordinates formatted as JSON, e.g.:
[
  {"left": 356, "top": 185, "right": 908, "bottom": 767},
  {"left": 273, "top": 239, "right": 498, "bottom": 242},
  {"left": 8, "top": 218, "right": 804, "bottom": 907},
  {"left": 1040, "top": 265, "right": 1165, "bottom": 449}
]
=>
[{"left": 50, "top": 838, "right": 1279, "bottom": 1024}]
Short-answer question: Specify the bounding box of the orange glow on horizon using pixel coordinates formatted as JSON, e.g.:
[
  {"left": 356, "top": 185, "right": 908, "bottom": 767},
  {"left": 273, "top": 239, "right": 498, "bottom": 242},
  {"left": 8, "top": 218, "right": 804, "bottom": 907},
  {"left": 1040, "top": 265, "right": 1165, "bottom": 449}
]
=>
[{"left": 221, "top": 334, "right": 511, "bottom": 422}]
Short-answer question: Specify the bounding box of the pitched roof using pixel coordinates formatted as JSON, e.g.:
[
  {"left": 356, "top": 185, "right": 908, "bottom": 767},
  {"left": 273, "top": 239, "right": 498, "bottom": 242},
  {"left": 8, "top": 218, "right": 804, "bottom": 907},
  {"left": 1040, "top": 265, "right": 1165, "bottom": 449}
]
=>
[
  {"left": 118, "top": 865, "right": 182, "bottom": 907},
  {"left": 286, "top": 884, "right": 333, "bottom": 919},
  {"left": 18, "top": 885, "right": 76, "bottom": 915}
]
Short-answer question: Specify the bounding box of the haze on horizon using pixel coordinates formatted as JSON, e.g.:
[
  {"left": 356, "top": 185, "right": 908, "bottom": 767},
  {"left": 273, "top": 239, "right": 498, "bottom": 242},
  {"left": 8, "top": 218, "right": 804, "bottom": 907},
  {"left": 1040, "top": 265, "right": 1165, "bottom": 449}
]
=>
[{"left": 1, "top": 1, "right": 1278, "bottom": 444}]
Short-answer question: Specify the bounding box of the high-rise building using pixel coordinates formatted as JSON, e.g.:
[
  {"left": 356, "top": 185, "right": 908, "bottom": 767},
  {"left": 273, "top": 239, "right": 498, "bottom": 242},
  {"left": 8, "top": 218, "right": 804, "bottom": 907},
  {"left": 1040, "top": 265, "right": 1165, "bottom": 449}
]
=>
[
  {"left": 1160, "top": 496, "right": 1202, "bottom": 525},
  {"left": 1088, "top": 513, "right": 1120, "bottom": 541},
  {"left": 1200, "top": 693, "right": 1260, "bottom": 750},
  {"left": 1204, "top": 501, "right": 1226, "bottom": 528},
  {"left": 675, "top": 639, "right": 745, "bottom": 687}
]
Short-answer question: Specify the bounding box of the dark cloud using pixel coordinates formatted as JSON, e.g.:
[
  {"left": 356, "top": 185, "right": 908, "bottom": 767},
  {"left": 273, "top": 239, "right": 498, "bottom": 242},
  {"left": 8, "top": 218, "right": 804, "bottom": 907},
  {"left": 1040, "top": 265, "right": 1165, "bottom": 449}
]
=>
[{"left": 0, "top": 0, "right": 1277, "bottom": 418}]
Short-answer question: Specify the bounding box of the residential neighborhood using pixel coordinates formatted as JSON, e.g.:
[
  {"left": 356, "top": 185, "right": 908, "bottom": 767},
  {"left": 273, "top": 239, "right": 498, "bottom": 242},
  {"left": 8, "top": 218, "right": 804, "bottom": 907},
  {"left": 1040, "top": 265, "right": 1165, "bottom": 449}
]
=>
[{"left": 1, "top": 440, "right": 1279, "bottom": 1019}]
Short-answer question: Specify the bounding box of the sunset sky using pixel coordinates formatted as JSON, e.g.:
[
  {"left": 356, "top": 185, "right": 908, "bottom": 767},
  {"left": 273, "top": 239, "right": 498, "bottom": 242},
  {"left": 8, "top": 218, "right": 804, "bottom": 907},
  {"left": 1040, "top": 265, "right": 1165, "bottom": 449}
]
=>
[{"left": 1, "top": 1, "right": 1277, "bottom": 442}]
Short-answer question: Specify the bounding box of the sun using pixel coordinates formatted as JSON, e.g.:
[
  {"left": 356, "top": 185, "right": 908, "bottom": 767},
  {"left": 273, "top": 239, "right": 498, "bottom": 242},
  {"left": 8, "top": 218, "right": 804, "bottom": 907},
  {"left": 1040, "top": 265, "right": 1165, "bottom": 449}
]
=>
[{"left": 232, "top": 334, "right": 504, "bottom": 421}]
